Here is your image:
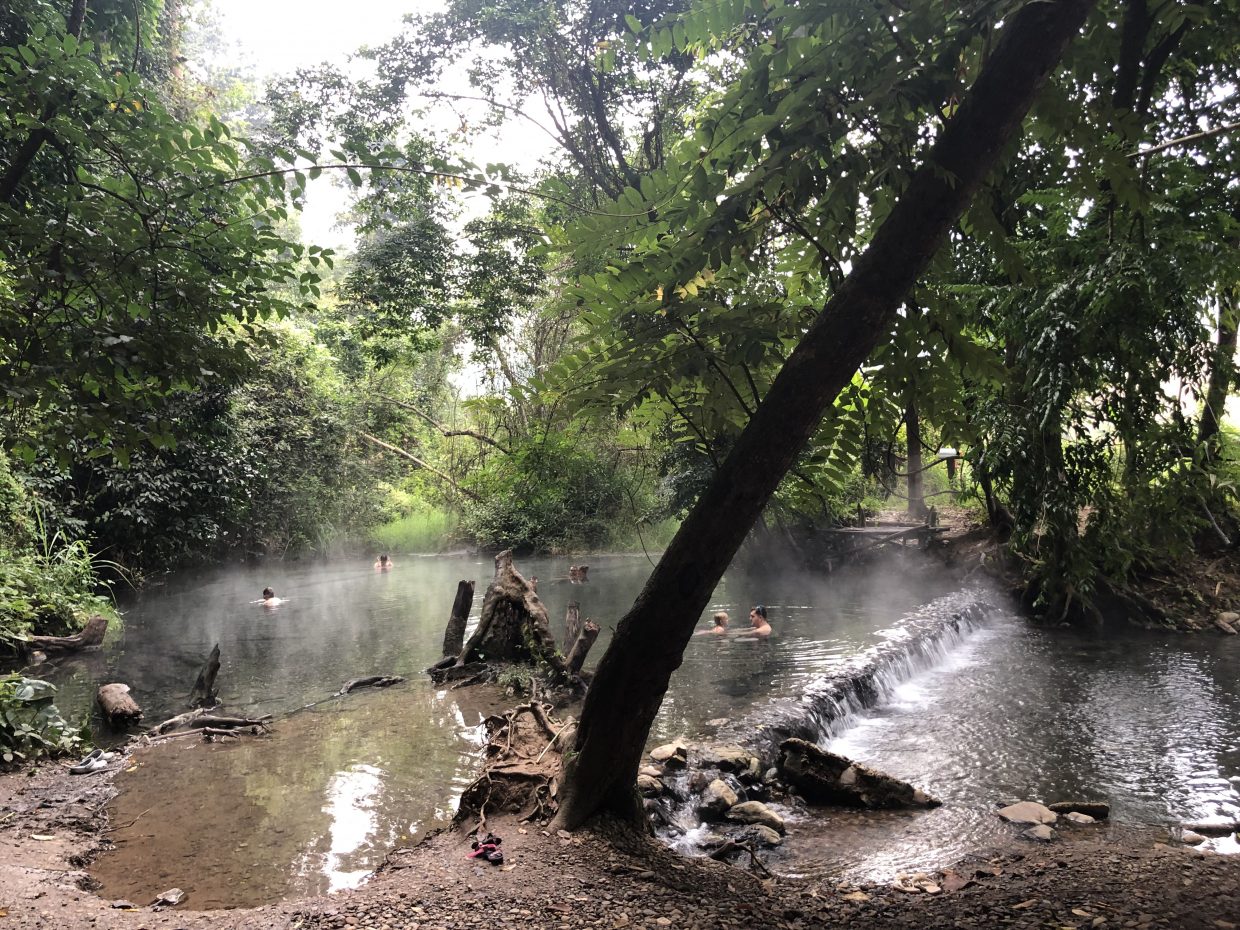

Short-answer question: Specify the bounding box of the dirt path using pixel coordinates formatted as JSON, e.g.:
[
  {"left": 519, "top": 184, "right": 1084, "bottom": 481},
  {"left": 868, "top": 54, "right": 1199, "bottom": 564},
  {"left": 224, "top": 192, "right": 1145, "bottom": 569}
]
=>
[{"left": 3, "top": 759, "right": 1239, "bottom": 930}]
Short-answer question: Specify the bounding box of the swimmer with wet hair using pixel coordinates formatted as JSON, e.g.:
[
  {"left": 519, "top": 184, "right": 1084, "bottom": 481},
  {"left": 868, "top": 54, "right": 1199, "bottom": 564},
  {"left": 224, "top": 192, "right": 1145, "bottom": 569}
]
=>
[
  {"left": 748, "top": 605, "right": 772, "bottom": 636},
  {"left": 695, "top": 611, "right": 730, "bottom": 636}
]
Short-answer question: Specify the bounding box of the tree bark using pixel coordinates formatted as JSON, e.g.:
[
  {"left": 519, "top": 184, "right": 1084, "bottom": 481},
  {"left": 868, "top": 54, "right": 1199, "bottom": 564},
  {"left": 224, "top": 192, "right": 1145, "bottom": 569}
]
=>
[
  {"left": 553, "top": 0, "right": 1096, "bottom": 830},
  {"left": 565, "top": 620, "right": 599, "bottom": 675},
  {"left": 442, "top": 580, "right": 475, "bottom": 657}
]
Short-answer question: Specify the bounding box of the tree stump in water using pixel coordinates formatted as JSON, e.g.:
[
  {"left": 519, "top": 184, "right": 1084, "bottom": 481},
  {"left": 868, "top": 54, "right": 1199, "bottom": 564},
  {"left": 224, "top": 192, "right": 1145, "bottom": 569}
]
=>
[
  {"left": 454, "top": 551, "right": 571, "bottom": 679},
  {"left": 97, "top": 683, "right": 142, "bottom": 728},
  {"left": 441, "top": 580, "right": 475, "bottom": 657},
  {"left": 566, "top": 620, "right": 599, "bottom": 675},
  {"left": 563, "top": 601, "right": 582, "bottom": 652},
  {"left": 28, "top": 614, "right": 108, "bottom": 653},
  {"left": 189, "top": 644, "right": 221, "bottom": 707}
]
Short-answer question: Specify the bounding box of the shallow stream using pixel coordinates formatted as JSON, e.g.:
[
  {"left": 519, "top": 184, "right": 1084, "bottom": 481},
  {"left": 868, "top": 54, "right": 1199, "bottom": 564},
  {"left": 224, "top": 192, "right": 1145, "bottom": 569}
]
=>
[{"left": 21, "top": 553, "right": 1240, "bottom": 907}]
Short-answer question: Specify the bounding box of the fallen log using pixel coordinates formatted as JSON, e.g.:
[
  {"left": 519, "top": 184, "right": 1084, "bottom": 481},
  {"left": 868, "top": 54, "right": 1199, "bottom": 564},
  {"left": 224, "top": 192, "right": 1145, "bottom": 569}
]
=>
[
  {"left": 565, "top": 620, "right": 600, "bottom": 676},
  {"left": 28, "top": 614, "right": 108, "bottom": 653},
  {"left": 442, "top": 580, "right": 475, "bottom": 657},
  {"left": 189, "top": 644, "right": 221, "bottom": 707},
  {"left": 338, "top": 675, "right": 406, "bottom": 695},
  {"left": 97, "top": 683, "right": 143, "bottom": 727},
  {"left": 778, "top": 738, "right": 939, "bottom": 809},
  {"left": 180, "top": 714, "right": 271, "bottom": 730}
]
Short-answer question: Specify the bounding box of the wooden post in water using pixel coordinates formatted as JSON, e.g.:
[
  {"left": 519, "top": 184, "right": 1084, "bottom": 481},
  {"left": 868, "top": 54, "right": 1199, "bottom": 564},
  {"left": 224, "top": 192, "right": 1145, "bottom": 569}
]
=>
[{"left": 442, "top": 580, "right": 475, "bottom": 657}]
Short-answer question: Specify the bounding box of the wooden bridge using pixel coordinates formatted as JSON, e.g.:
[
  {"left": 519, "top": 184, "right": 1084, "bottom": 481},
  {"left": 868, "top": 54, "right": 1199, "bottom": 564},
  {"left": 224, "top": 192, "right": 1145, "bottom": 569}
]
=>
[{"left": 818, "top": 522, "right": 950, "bottom": 558}]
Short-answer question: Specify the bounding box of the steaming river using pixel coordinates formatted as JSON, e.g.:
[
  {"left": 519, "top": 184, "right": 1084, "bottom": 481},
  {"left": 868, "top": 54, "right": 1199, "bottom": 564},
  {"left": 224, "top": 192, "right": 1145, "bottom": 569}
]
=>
[{"left": 22, "top": 553, "right": 1240, "bottom": 906}]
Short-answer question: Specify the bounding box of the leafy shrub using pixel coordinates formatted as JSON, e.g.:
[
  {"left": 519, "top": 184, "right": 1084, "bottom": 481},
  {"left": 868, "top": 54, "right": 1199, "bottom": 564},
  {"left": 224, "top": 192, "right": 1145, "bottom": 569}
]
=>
[
  {"left": 0, "top": 676, "right": 87, "bottom": 766},
  {"left": 460, "top": 433, "right": 629, "bottom": 552}
]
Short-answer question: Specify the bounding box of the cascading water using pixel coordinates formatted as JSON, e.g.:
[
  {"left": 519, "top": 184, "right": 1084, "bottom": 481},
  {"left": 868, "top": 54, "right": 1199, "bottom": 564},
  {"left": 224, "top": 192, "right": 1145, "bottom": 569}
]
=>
[{"left": 653, "top": 587, "right": 1002, "bottom": 846}]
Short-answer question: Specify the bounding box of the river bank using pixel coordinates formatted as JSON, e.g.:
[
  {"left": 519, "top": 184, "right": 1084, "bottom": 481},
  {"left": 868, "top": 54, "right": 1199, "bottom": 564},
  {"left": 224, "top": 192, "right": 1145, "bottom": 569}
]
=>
[{"left": 3, "top": 758, "right": 1240, "bottom": 930}]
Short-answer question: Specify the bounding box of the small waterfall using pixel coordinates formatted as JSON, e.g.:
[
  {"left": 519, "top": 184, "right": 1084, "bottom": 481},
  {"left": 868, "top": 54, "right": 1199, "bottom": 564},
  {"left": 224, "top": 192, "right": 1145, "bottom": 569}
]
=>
[{"left": 724, "top": 586, "right": 1000, "bottom": 765}]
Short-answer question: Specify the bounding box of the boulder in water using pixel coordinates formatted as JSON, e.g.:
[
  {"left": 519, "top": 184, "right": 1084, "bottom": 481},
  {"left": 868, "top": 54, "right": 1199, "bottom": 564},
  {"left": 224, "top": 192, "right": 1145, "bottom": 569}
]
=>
[
  {"left": 650, "top": 742, "right": 688, "bottom": 767},
  {"left": 698, "top": 779, "right": 739, "bottom": 819},
  {"left": 697, "top": 745, "right": 754, "bottom": 772},
  {"left": 1064, "top": 811, "right": 1097, "bottom": 825},
  {"left": 637, "top": 774, "right": 665, "bottom": 796},
  {"left": 1048, "top": 800, "right": 1110, "bottom": 820},
  {"left": 778, "top": 738, "right": 940, "bottom": 809},
  {"left": 1182, "top": 821, "right": 1238, "bottom": 837},
  {"left": 725, "top": 800, "right": 786, "bottom": 834},
  {"left": 739, "top": 824, "right": 783, "bottom": 847},
  {"left": 998, "top": 801, "right": 1058, "bottom": 825}
]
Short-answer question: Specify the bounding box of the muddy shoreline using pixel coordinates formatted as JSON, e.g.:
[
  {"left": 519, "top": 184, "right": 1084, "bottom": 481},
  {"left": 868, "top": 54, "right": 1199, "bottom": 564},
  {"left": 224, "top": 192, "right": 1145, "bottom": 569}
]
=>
[{"left": 4, "top": 754, "right": 1240, "bottom": 929}]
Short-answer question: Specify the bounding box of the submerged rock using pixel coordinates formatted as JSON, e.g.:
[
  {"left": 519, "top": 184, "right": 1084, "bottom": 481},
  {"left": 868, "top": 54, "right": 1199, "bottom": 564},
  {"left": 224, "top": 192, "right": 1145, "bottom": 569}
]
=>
[
  {"left": 698, "top": 779, "right": 739, "bottom": 819},
  {"left": 725, "top": 800, "right": 786, "bottom": 834},
  {"left": 1048, "top": 800, "right": 1110, "bottom": 820},
  {"left": 1214, "top": 617, "right": 1237, "bottom": 635},
  {"left": 1178, "top": 830, "right": 1207, "bottom": 846},
  {"left": 998, "top": 801, "right": 1058, "bottom": 825},
  {"left": 698, "top": 745, "right": 754, "bottom": 772},
  {"left": 1064, "top": 811, "right": 1097, "bottom": 825},
  {"left": 778, "top": 738, "right": 940, "bottom": 809},
  {"left": 1022, "top": 824, "right": 1057, "bottom": 842},
  {"left": 740, "top": 824, "right": 782, "bottom": 847},
  {"left": 1182, "top": 821, "right": 1238, "bottom": 837}
]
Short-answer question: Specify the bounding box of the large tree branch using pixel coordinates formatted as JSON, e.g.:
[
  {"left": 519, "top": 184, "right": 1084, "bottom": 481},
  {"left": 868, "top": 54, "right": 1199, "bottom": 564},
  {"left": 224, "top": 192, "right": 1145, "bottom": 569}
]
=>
[
  {"left": 383, "top": 396, "right": 511, "bottom": 454},
  {"left": 359, "top": 432, "right": 482, "bottom": 502},
  {"left": 555, "top": 0, "right": 1097, "bottom": 830}
]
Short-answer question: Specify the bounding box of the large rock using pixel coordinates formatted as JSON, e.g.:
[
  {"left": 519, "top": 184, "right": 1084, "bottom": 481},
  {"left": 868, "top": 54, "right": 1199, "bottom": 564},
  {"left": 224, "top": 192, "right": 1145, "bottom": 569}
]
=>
[
  {"left": 778, "top": 738, "right": 940, "bottom": 809},
  {"left": 637, "top": 774, "right": 665, "bottom": 796},
  {"left": 1214, "top": 617, "right": 1237, "bottom": 635},
  {"left": 697, "top": 745, "right": 754, "bottom": 772},
  {"left": 1048, "top": 800, "right": 1110, "bottom": 820},
  {"left": 698, "top": 779, "right": 739, "bottom": 819},
  {"left": 998, "top": 801, "right": 1058, "bottom": 825},
  {"left": 725, "top": 800, "right": 786, "bottom": 834},
  {"left": 650, "top": 742, "right": 688, "bottom": 768},
  {"left": 1064, "top": 811, "right": 1097, "bottom": 825}
]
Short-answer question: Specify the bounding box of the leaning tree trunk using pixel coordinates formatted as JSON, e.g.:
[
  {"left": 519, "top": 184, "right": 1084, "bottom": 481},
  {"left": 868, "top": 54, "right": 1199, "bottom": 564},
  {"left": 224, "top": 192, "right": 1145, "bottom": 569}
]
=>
[{"left": 553, "top": 0, "right": 1096, "bottom": 830}]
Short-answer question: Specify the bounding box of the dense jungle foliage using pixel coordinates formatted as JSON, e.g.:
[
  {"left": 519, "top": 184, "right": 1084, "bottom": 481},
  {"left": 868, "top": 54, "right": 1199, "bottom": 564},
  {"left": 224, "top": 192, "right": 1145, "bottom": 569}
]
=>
[{"left": 1, "top": 0, "right": 1238, "bottom": 664}]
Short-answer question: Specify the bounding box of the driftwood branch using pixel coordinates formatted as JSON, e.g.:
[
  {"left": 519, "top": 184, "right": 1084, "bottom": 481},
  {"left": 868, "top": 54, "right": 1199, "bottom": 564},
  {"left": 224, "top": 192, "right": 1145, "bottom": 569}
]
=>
[
  {"left": 1132, "top": 121, "right": 1239, "bottom": 158},
  {"left": 384, "top": 397, "right": 511, "bottom": 454},
  {"left": 358, "top": 432, "right": 482, "bottom": 502},
  {"left": 97, "top": 683, "right": 143, "bottom": 727},
  {"left": 337, "top": 675, "right": 406, "bottom": 695}
]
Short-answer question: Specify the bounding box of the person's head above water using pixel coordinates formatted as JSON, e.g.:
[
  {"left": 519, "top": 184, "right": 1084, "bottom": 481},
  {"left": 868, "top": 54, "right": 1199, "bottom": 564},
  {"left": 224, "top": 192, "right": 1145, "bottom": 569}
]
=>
[
  {"left": 378, "top": 553, "right": 390, "bottom": 565},
  {"left": 712, "top": 611, "right": 729, "bottom": 628},
  {"left": 262, "top": 587, "right": 275, "bottom": 600},
  {"left": 749, "top": 605, "right": 768, "bottom": 623}
]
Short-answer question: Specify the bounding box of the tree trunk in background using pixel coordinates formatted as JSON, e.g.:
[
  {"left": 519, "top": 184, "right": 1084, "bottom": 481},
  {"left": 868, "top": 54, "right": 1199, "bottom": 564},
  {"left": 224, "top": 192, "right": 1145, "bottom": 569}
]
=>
[
  {"left": 553, "top": 0, "right": 1096, "bottom": 830},
  {"left": 1199, "top": 289, "right": 1238, "bottom": 457},
  {"left": 906, "top": 390, "right": 925, "bottom": 520}
]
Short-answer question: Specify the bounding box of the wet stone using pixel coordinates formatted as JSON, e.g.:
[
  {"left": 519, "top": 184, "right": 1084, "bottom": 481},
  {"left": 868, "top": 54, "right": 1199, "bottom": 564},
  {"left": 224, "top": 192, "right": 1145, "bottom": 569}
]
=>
[{"left": 999, "top": 802, "right": 1058, "bottom": 825}]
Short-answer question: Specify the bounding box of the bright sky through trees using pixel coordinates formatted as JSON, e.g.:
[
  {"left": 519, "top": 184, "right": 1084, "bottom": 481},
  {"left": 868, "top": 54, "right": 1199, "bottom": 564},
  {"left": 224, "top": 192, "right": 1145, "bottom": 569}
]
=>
[{"left": 209, "top": 0, "right": 555, "bottom": 249}]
